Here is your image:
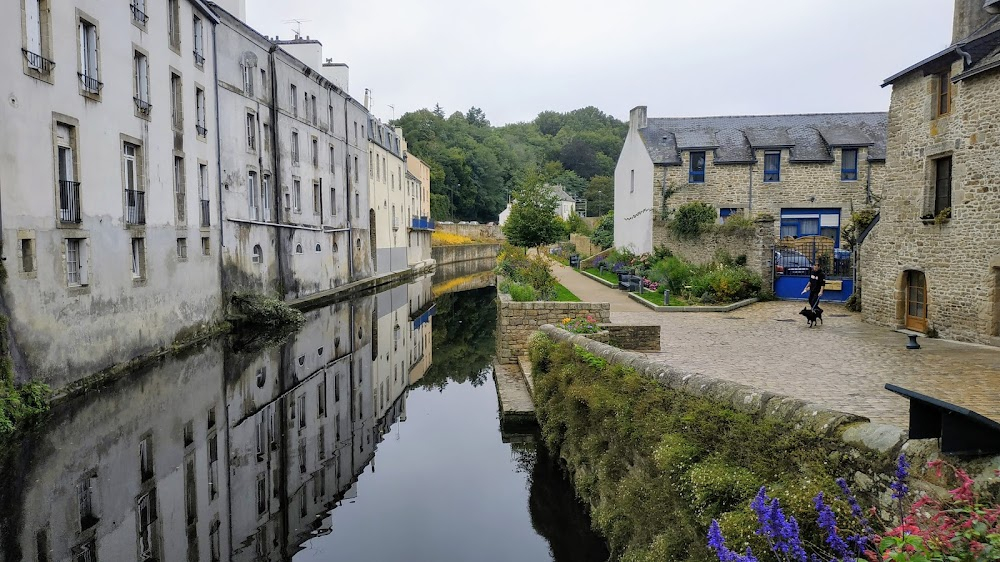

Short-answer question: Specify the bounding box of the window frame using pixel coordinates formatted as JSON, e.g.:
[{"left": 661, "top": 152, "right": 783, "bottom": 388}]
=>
[
  {"left": 936, "top": 70, "right": 951, "bottom": 117},
  {"left": 169, "top": 72, "right": 183, "bottom": 131},
  {"left": 77, "top": 15, "right": 102, "bottom": 97},
  {"left": 192, "top": 16, "right": 205, "bottom": 66},
  {"left": 933, "top": 155, "right": 952, "bottom": 217},
  {"left": 763, "top": 151, "right": 781, "bottom": 183},
  {"left": 22, "top": 0, "right": 54, "bottom": 78},
  {"left": 246, "top": 112, "right": 257, "bottom": 152},
  {"left": 841, "top": 148, "right": 859, "bottom": 182},
  {"left": 688, "top": 151, "right": 706, "bottom": 183},
  {"left": 167, "top": 0, "right": 181, "bottom": 50},
  {"left": 131, "top": 237, "right": 146, "bottom": 281},
  {"left": 132, "top": 49, "right": 151, "bottom": 117}
]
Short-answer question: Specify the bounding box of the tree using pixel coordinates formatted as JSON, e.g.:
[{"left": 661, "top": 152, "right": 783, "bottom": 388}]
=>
[
  {"left": 502, "top": 173, "right": 562, "bottom": 249},
  {"left": 585, "top": 176, "right": 614, "bottom": 217},
  {"left": 465, "top": 106, "right": 490, "bottom": 127},
  {"left": 433, "top": 103, "right": 445, "bottom": 118},
  {"left": 590, "top": 211, "right": 614, "bottom": 249}
]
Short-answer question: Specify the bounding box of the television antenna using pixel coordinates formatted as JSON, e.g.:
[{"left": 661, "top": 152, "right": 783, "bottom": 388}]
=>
[{"left": 282, "top": 19, "right": 311, "bottom": 38}]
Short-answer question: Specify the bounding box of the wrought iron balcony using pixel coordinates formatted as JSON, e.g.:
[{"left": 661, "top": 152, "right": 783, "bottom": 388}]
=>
[
  {"left": 131, "top": 2, "right": 148, "bottom": 24},
  {"left": 22, "top": 49, "right": 55, "bottom": 73},
  {"left": 59, "top": 181, "right": 81, "bottom": 223},
  {"left": 200, "top": 199, "right": 210, "bottom": 227},
  {"left": 196, "top": 124, "right": 208, "bottom": 137},
  {"left": 126, "top": 189, "right": 146, "bottom": 225},
  {"left": 78, "top": 73, "right": 102, "bottom": 94},
  {"left": 410, "top": 216, "right": 435, "bottom": 231},
  {"left": 134, "top": 97, "right": 152, "bottom": 116},
  {"left": 193, "top": 51, "right": 205, "bottom": 66}
]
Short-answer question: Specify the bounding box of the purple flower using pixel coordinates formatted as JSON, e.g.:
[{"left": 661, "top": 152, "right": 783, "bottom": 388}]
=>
[
  {"left": 707, "top": 520, "right": 760, "bottom": 562},
  {"left": 890, "top": 454, "right": 910, "bottom": 500},
  {"left": 750, "top": 487, "right": 808, "bottom": 562},
  {"left": 835, "top": 478, "right": 873, "bottom": 552},
  {"left": 813, "top": 492, "right": 851, "bottom": 561}
]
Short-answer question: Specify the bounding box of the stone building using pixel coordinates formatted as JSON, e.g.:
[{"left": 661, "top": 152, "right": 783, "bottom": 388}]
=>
[
  {"left": 367, "top": 118, "right": 410, "bottom": 274},
  {"left": 861, "top": 0, "right": 1000, "bottom": 344},
  {"left": 404, "top": 144, "right": 434, "bottom": 266},
  {"left": 613, "top": 106, "right": 887, "bottom": 254},
  {"left": 213, "top": 3, "right": 374, "bottom": 301},
  {"left": 1, "top": 0, "right": 224, "bottom": 388}
]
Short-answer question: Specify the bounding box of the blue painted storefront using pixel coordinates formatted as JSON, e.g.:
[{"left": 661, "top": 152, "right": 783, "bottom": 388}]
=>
[{"left": 774, "top": 275, "right": 854, "bottom": 303}]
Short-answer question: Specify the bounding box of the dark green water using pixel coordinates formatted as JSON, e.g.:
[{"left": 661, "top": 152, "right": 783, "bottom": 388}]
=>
[{"left": 0, "top": 277, "right": 608, "bottom": 562}]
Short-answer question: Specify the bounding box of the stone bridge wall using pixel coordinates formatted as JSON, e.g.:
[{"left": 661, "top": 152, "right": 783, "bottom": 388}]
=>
[{"left": 496, "top": 293, "right": 611, "bottom": 364}]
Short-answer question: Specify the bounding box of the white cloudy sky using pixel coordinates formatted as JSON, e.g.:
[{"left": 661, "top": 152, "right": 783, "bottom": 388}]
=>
[{"left": 245, "top": 0, "right": 955, "bottom": 125}]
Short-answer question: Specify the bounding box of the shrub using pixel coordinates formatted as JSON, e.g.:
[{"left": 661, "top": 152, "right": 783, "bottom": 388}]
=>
[
  {"left": 431, "top": 231, "right": 476, "bottom": 245},
  {"left": 670, "top": 201, "right": 717, "bottom": 239},
  {"left": 566, "top": 213, "right": 592, "bottom": 236},
  {"left": 229, "top": 292, "right": 305, "bottom": 330},
  {"left": 845, "top": 291, "right": 862, "bottom": 312},
  {"left": 591, "top": 211, "right": 614, "bottom": 249},
  {"left": 496, "top": 245, "right": 557, "bottom": 300},
  {"left": 506, "top": 281, "right": 538, "bottom": 302},
  {"left": 841, "top": 207, "right": 878, "bottom": 249},
  {"left": 560, "top": 315, "right": 602, "bottom": 334}
]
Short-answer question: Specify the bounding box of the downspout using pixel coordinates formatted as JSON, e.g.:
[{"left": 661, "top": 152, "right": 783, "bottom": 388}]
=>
[
  {"left": 268, "top": 46, "right": 290, "bottom": 296},
  {"left": 865, "top": 159, "right": 872, "bottom": 205},
  {"left": 211, "top": 24, "right": 224, "bottom": 252},
  {"left": 344, "top": 102, "right": 355, "bottom": 280},
  {"left": 956, "top": 46, "right": 973, "bottom": 68},
  {"left": 747, "top": 162, "right": 753, "bottom": 213}
]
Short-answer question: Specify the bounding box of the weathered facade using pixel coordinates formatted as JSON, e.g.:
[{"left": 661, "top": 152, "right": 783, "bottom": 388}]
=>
[
  {"left": 614, "top": 106, "right": 887, "bottom": 254},
  {"left": 214, "top": 8, "right": 374, "bottom": 301},
  {"left": 404, "top": 146, "right": 433, "bottom": 266},
  {"left": 368, "top": 119, "right": 409, "bottom": 274},
  {"left": 862, "top": 0, "right": 1000, "bottom": 345},
  {"left": 1, "top": 0, "right": 224, "bottom": 388}
]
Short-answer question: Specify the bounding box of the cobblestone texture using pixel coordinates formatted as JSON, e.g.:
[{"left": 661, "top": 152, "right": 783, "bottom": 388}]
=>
[{"left": 612, "top": 301, "right": 1000, "bottom": 427}]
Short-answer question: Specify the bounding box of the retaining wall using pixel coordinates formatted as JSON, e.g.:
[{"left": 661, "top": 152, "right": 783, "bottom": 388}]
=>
[
  {"left": 569, "top": 233, "right": 603, "bottom": 258},
  {"left": 496, "top": 294, "right": 611, "bottom": 364},
  {"left": 601, "top": 324, "right": 660, "bottom": 351},
  {"left": 653, "top": 218, "right": 775, "bottom": 288},
  {"left": 432, "top": 243, "right": 500, "bottom": 266},
  {"left": 435, "top": 223, "right": 504, "bottom": 241}
]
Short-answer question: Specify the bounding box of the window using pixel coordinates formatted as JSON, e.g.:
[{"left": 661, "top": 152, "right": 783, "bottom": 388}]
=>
[
  {"left": 293, "top": 180, "right": 302, "bottom": 212},
  {"left": 318, "top": 427, "right": 326, "bottom": 460},
  {"left": 841, "top": 149, "right": 858, "bottom": 181},
  {"left": 177, "top": 237, "right": 187, "bottom": 259},
  {"left": 77, "top": 474, "right": 98, "bottom": 529},
  {"left": 298, "top": 395, "right": 307, "bottom": 429},
  {"left": 133, "top": 51, "right": 150, "bottom": 114},
  {"left": 261, "top": 174, "right": 271, "bottom": 221},
  {"left": 630, "top": 169, "right": 634, "bottom": 192},
  {"left": 334, "top": 374, "right": 340, "bottom": 402},
  {"left": 290, "top": 84, "right": 298, "bottom": 116},
  {"left": 936, "top": 70, "right": 951, "bottom": 117},
  {"left": 21, "top": 238, "right": 34, "bottom": 273},
  {"left": 131, "top": 0, "right": 147, "bottom": 26},
  {"left": 315, "top": 243, "right": 321, "bottom": 252},
  {"left": 295, "top": 244, "right": 303, "bottom": 254},
  {"left": 311, "top": 95, "right": 318, "bottom": 125},
  {"left": 248, "top": 171, "right": 259, "bottom": 220},
  {"left": 252, "top": 244, "right": 262, "bottom": 263},
  {"left": 193, "top": 16, "right": 205, "bottom": 65},
  {"left": 260, "top": 68, "right": 266, "bottom": 95},
  {"left": 331, "top": 187, "right": 336, "bottom": 215},
  {"left": 318, "top": 381, "right": 327, "bottom": 416},
  {"left": 313, "top": 182, "right": 321, "bottom": 215},
  {"left": 124, "top": 142, "right": 145, "bottom": 225},
  {"left": 209, "top": 521, "right": 220, "bottom": 562},
  {"left": 934, "top": 156, "right": 952, "bottom": 216},
  {"left": 173, "top": 156, "right": 185, "bottom": 222},
  {"left": 304, "top": 92, "right": 310, "bottom": 122},
  {"left": 184, "top": 459, "right": 197, "bottom": 524},
  {"left": 23, "top": 0, "right": 52, "bottom": 73},
  {"left": 355, "top": 192, "right": 359, "bottom": 218},
  {"left": 298, "top": 439, "right": 306, "bottom": 473},
  {"left": 291, "top": 131, "right": 299, "bottom": 163},
  {"left": 243, "top": 63, "right": 253, "bottom": 96},
  {"left": 779, "top": 209, "right": 842, "bottom": 246},
  {"left": 131, "top": 237, "right": 146, "bottom": 280},
  {"left": 353, "top": 121, "right": 358, "bottom": 143},
  {"left": 196, "top": 87, "right": 207, "bottom": 137},
  {"left": 330, "top": 146, "right": 335, "bottom": 174},
  {"left": 78, "top": 19, "right": 100, "bottom": 94},
  {"left": 246, "top": 113, "right": 256, "bottom": 151},
  {"left": 376, "top": 154, "right": 380, "bottom": 180},
  {"left": 57, "top": 124, "right": 81, "bottom": 223},
  {"left": 689, "top": 151, "right": 706, "bottom": 183},
  {"left": 199, "top": 164, "right": 210, "bottom": 226},
  {"left": 201, "top": 236, "right": 210, "bottom": 256},
  {"left": 354, "top": 156, "right": 359, "bottom": 183},
  {"left": 256, "top": 473, "right": 267, "bottom": 514},
  {"left": 73, "top": 540, "right": 97, "bottom": 562},
  {"left": 66, "top": 238, "right": 86, "bottom": 286},
  {"left": 764, "top": 151, "right": 781, "bottom": 182},
  {"left": 207, "top": 434, "right": 218, "bottom": 499},
  {"left": 167, "top": 0, "right": 180, "bottom": 48},
  {"left": 312, "top": 138, "right": 318, "bottom": 167},
  {"left": 138, "top": 437, "right": 153, "bottom": 481},
  {"left": 262, "top": 122, "right": 270, "bottom": 152}
]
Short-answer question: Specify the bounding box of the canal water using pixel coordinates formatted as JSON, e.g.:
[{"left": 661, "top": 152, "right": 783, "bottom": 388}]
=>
[{"left": 0, "top": 273, "right": 608, "bottom": 562}]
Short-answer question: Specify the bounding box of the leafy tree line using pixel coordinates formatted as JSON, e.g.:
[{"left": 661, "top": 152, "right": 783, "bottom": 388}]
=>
[{"left": 394, "top": 105, "right": 624, "bottom": 222}]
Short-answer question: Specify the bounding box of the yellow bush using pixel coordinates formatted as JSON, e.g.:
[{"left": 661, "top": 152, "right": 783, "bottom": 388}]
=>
[{"left": 431, "top": 231, "right": 475, "bottom": 246}]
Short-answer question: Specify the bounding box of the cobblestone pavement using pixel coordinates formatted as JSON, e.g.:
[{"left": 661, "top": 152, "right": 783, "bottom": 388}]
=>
[{"left": 611, "top": 301, "right": 1000, "bottom": 428}]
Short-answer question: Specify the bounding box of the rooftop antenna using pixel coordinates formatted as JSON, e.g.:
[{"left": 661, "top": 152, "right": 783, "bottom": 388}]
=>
[{"left": 282, "top": 19, "right": 311, "bottom": 39}]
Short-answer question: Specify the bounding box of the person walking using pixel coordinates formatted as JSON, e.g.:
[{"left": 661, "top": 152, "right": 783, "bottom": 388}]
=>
[{"left": 801, "top": 262, "right": 826, "bottom": 310}]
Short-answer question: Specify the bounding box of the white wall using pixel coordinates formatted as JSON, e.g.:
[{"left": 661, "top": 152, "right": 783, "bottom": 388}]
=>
[{"left": 614, "top": 106, "right": 655, "bottom": 254}]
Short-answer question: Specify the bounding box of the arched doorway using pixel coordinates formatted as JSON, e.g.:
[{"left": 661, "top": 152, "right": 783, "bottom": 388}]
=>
[{"left": 904, "top": 270, "right": 928, "bottom": 332}]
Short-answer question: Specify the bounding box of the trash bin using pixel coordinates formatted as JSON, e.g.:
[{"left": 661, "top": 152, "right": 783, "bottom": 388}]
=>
[{"left": 663, "top": 290, "right": 670, "bottom": 306}]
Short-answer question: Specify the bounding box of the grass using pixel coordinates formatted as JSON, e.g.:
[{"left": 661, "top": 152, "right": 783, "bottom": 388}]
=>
[
  {"left": 583, "top": 267, "right": 618, "bottom": 284},
  {"left": 431, "top": 231, "right": 476, "bottom": 246},
  {"left": 553, "top": 283, "right": 581, "bottom": 302}
]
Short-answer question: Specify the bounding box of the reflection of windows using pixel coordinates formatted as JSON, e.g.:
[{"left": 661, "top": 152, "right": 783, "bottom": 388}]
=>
[
  {"left": 689, "top": 151, "right": 705, "bottom": 183},
  {"left": 77, "top": 474, "right": 98, "bottom": 530},
  {"left": 137, "top": 490, "right": 157, "bottom": 561},
  {"left": 252, "top": 244, "right": 263, "bottom": 264}
]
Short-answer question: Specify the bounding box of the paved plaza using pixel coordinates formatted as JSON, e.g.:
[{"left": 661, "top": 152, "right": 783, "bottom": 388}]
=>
[{"left": 550, "top": 260, "right": 1000, "bottom": 428}]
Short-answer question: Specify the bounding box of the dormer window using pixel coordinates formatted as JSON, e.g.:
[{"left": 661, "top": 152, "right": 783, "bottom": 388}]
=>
[
  {"left": 936, "top": 69, "right": 951, "bottom": 116},
  {"left": 689, "top": 151, "right": 705, "bottom": 183}
]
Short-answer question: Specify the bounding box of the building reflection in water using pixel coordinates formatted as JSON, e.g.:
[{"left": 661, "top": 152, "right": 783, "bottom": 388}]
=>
[{"left": 5, "top": 275, "right": 434, "bottom": 562}]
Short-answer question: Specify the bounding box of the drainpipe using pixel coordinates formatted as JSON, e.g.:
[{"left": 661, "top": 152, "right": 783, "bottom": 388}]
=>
[
  {"left": 344, "top": 102, "right": 355, "bottom": 280},
  {"left": 865, "top": 159, "right": 872, "bottom": 205},
  {"left": 747, "top": 162, "right": 753, "bottom": 212},
  {"left": 211, "top": 26, "right": 224, "bottom": 250},
  {"left": 268, "top": 46, "right": 290, "bottom": 296},
  {"left": 956, "top": 46, "right": 973, "bottom": 68}
]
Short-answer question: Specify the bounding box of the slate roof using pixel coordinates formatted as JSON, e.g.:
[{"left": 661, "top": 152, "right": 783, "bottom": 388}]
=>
[
  {"left": 884, "top": 15, "right": 1000, "bottom": 86},
  {"left": 638, "top": 113, "right": 887, "bottom": 165},
  {"left": 545, "top": 184, "right": 575, "bottom": 202}
]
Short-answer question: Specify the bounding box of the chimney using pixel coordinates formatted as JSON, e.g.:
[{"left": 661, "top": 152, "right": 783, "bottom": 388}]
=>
[
  {"left": 630, "top": 106, "right": 648, "bottom": 131},
  {"left": 953, "top": 0, "right": 997, "bottom": 42}
]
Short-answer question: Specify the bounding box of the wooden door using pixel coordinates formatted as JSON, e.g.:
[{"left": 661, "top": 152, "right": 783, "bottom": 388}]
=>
[{"left": 905, "top": 271, "right": 928, "bottom": 332}]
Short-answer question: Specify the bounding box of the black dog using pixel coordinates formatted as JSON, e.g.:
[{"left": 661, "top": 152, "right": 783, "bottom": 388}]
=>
[{"left": 799, "top": 306, "right": 824, "bottom": 328}]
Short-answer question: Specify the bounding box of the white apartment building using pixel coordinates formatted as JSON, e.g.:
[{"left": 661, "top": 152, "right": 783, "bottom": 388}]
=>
[
  {"left": 404, "top": 145, "right": 433, "bottom": 266},
  {"left": 212, "top": 5, "right": 374, "bottom": 301},
  {"left": 368, "top": 120, "right": 409, "bottom": 273},
  {"left": 1, "top": 0, "right": 223, "bottom": 388}
]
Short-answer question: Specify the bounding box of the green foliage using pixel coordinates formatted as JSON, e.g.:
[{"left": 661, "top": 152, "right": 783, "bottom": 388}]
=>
[
  {"left": 845, "top": 291, "right": 862, "bottom": 312},
  {"left": 565, "top": 213, "right": 591, "bottom": 236},
  {"left": 717, "top": 212, "right": 756, "bottom": 236},
  {"left": 552, "top": 284, "right": 581, "bottom": 302},
  {"left": 590, "top": 211, "right": 614, "bottom": 250},
  {"left": 0, "top": 314, "right": 50, "bottom": 440},
  {"left": 496, "top": 245, "right": 557, "bottom": 300},
  {"left": 585, "top": 176, "right": 614, "bottom": 217},
  {"left": 841, "top": 207, "right": 878, "bottom": 249},
  {"left": 669, "top": 201, "right": 717, "bottom": 239},
  {"left": 501, "top": 280, "right": 539, "bottom": 302},
  {"left": 228, "top": 292, "right": 306, "bottom": 330},
  {"left": 502, "top": 173, "right": 564, "bottom": 249},
  {"left": 529, "top": 335, "right": 885, "bottom": 561},
  {"left": 417, "top": 287, "right": 497, "bottom": 390}
]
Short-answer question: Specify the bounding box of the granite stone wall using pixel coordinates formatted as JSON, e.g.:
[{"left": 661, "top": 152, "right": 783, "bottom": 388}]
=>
[
  {"left": 861, "top": 60, "right": 1000, "bottom": 346},
  {"left": 496, "top": 293, "right": 611, "bottom": 364},
  {"left": 435, "top": 223, "right": 504, "bottom": 241},
  {"left": 602, "top": 324, "right": 660, "bottom": 351},
  {"left": 652, "top": 218, "right": 776, "bottom": 287},
  {"left": 431, "top": 243, "right": 500, "bottom": 266}
]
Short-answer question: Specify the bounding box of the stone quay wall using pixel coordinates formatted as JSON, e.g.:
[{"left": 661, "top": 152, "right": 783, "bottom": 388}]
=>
[
  {"left": 496, "top": 293, "right": 611, "bottom": 364},
  {"left": 652, "top": 218, "right": 776, "bottom": 287},
  {"left": 602, "top": 324, "right": 660, "bottom": 351},
  {"left": 432, "top": 243, "right": 500, "bottom": 266},
  {"left": 435, "top": 223, "right": 504, "bottom": 241},
  {"left": 861, "top": 60, "right": 1000, "bottom": 346},
  {"left": 569, "top": 233, "right": 603, "bottom": 259}
]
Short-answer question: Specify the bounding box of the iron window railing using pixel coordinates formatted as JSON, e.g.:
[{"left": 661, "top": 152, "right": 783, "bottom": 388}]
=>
[
  {"left": 196, "top": 124, "right": 207, "bottom": 137},
  {"left": 78, "top": 73, "right": 102, "bottom": 94},
  {"left": 200, "top": 199, "right": 210, "bottom": 227},
  {"left": 59, "top": 181, "right": 82, "bottom": 223},
  {"left": 134, "top": 97, "right": 152, "bottom": 115},
  {"left": 22, "top": 49, "right": 55, "bottom": 73},
  {"left": 126, "top": 189, "right": 146, "bottom": 225},
  {"left": 131, "top": 2, "right": 148, "bottom": 24},
  {"left": 193, "top": 51, "right": 205, "bottom": 66}
]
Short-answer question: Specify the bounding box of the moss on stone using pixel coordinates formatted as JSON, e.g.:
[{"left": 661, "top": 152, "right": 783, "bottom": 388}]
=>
[{"left": 529, "top": 334, "right": 890, "bottom": 561}]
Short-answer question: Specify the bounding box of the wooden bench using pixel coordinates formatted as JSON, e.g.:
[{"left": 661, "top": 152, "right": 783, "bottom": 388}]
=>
[{"left": 885, "top": 384, "right": 1000, "bottom": 455}]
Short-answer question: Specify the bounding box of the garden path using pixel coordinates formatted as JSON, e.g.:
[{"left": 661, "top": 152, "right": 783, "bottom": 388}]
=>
[{"left": 546, "top": 258, "right": 647, "bottom": 312}]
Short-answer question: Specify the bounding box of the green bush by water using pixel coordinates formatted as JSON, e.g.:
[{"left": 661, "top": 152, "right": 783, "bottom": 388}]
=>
[{"left": 528, "top": 334, "right": 884, "bottom": 561}]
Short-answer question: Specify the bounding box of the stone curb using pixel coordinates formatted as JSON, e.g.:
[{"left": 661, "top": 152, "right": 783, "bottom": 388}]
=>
[
  {"left": 627, "top": 294, "right": 760, "bottom": 312},
  {"left": 580, "top": 270, "right": 618, "bottom": 288}
]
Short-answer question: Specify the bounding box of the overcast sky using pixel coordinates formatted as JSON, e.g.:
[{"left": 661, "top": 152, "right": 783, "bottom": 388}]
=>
[{"left": 245, "top": 0, "right": 955, "bottom": 126}]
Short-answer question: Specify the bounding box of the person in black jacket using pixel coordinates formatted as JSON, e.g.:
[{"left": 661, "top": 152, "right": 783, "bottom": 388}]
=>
[{"left": 800, "top": 263, "right": 826, "bottom": 310}]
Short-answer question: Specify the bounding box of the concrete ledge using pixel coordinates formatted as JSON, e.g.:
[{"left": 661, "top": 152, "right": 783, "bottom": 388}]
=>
[
  {"left": 628, "top": 293, "right": 759, "bottom": 312},
  {"left": 580, "top": 270, "right": 618, "bottom": 288},
  {"left": 288, "top": 260, "right": 436, "bottom": 311}
]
